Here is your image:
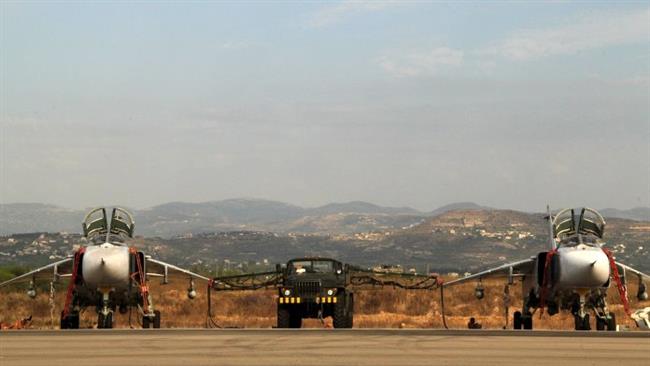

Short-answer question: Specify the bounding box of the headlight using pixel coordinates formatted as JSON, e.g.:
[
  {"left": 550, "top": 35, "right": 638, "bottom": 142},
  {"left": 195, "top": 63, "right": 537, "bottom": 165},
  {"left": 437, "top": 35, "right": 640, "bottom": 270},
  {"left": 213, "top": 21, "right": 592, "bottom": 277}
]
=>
[
  {"left": 283, "top": 289, "right": 291, "bottom": 296},
  {"left": 327, "top": 289, "right": 335, "bottom": 296}
]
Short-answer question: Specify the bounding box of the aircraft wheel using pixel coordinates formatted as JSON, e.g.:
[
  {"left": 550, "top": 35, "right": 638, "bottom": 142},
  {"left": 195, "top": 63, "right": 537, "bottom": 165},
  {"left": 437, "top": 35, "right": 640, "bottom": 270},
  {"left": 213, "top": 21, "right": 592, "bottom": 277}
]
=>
[
  {"left": 143, "top": 315, "right": 151, "bottom": 329},
  {"left": 596, "top": 316, "right": 606, "bottom": 331},
  {"left": 97, "top": 312, "right": 113, "bottom": 329},
  {"left": 513, "top": 311, "right": 522, "bottom": 329},
  {"left": 68, "top": 312, "right": 80, "bottom": 329},
  {"left": 606, "top": 313, "right": 616, "bottom": 331},
  {"left": 277, "top": 307, "right": 291, "bottom": 328},
  {"left": 60, "top": 311, "right": 79, "bottom": 329},
  {"left": 522, "top": 315, "right": 533, "bottom": 330},
  {"left": 153, "top": 310, "right": 161, "bottom": 329},
  {"left": 574, "top": 314, "right": 590, "bottom": 331}
]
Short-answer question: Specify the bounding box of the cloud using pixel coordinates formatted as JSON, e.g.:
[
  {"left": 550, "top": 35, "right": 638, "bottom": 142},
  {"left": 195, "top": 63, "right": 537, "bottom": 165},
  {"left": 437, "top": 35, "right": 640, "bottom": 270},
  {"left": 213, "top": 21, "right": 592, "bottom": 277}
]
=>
[
  {"left": 487, "top": 7, "right": 650, "bottom": 60},
  {"left": 306, "top": 0, "right": 398, "bottom": 28},
  {"left": 378, "top": 47, "right": 464, "bottom": 77}
]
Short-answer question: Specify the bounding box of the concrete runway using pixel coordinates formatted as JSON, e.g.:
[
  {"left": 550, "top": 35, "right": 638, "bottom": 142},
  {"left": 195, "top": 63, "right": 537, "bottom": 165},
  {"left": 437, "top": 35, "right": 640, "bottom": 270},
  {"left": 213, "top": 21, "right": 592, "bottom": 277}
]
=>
[{"left": 1, "top": 329, "right": 648, "bottom": 366}]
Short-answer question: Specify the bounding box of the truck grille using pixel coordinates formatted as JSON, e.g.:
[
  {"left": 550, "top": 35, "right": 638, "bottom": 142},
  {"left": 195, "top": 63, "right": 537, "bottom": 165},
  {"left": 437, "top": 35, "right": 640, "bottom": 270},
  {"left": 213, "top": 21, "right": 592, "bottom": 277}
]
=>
[{"left": 295, "top": 280, "right": 321, "bottom": 296}]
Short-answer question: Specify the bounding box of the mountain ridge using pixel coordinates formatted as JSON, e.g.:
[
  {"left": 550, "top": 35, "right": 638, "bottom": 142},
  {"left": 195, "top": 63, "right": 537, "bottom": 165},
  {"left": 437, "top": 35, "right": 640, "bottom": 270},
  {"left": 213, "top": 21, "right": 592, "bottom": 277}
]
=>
[{"left": 1, "top": 199, "right": 648, "bottom": 237}]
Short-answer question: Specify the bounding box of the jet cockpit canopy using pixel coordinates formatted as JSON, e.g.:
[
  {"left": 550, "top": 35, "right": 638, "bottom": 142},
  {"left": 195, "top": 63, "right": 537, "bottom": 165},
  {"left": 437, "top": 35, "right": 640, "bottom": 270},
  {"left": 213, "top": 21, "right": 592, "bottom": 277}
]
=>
[
  {"left": 83, "top": 207, "right": 135, "bottom": 243},
  {"left": 552, "top": 207, "right": 605, "bottom": 246}
]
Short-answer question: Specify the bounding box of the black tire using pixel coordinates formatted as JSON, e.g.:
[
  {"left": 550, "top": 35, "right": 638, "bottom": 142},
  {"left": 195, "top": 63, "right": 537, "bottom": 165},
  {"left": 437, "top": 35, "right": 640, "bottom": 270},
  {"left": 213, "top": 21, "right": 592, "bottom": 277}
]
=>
[
  {"left": 143, "top": 315, "right": 151, "bottom": 329},
  {"left": 574, "top": 315, "right": 581, "bottom": 330},
  {"left": 66, "top": 312, "right": 80, "bottom": 329},
  {"left": 289, "top": 313, "right": 302, "bottom": 329},
  {"left": 513, "top": 311, "right": 522, "bottom": 330},
  {"left": 606, "top": 313, "right": 616, "bottom": 331},
  {"left": 277, "top": 306, "right": 291, "bottom": 328},
  {"left": 153, "top": 310, "right": 161, "bottom": 329},
  {"left": 60, "top": 311, "right": 69, "bottom": 330},
  {"left": 596, "top": 316, "right": 606, "bottom": 331},
  {"left": 522, "top": 315, "right": 533, "bottom": 330},
  {"left": 333, "top": 295, "right": 350, "bottom": 329},
  {"left": 98, "top": 312, "right": 113, "bottom": 329},
  {"left": 575, "top": 314, "right": 590, "bottom": 331},
  {"left": 346, "top": 295, "right": 354, "bottom": 328},
  {"left": 582, "top": 314, "right": 591, "bottom": 331}
]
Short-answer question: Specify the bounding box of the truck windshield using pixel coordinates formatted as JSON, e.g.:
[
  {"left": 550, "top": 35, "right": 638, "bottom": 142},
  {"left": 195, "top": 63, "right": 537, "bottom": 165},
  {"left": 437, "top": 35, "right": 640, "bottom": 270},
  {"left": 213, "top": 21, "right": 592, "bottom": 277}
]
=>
[{"left": 289, "top": 260, "right": 334, "bottom": 274}]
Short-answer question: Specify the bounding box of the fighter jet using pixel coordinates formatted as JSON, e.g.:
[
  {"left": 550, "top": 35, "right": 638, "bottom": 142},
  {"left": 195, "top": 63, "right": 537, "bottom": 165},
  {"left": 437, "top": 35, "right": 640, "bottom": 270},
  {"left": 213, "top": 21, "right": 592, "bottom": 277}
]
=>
[
  {"left": 441, "top": 207, "right": 649, "bottom": 330},
  {"left": 0, "top": 207, "right": 209, "bottom": 329}
]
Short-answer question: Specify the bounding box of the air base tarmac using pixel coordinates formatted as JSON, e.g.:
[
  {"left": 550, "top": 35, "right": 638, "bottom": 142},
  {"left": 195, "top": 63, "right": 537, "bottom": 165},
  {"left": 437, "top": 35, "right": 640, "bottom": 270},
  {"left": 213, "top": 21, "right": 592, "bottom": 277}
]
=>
[{"left": 1, "top": 329, "right": 648, "bottom": 366}]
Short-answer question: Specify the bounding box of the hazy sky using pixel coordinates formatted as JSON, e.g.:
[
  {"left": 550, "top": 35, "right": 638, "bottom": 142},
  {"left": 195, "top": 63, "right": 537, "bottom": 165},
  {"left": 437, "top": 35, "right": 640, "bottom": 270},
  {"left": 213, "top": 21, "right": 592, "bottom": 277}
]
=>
[{"left": 1, "top": 1, "right": 648, "bottom": 211}]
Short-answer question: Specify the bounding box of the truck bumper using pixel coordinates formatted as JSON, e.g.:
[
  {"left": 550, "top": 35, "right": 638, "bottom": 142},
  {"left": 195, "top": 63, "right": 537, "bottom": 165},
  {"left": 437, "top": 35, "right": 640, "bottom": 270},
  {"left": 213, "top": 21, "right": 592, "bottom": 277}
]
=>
[{"left": 278, "top": 296, "right": 337, "bottom": 304}]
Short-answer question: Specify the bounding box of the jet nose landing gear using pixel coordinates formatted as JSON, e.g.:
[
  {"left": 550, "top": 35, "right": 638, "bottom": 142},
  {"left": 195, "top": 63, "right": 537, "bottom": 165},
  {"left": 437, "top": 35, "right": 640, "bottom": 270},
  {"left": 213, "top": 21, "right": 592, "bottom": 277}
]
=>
[{"left": 142, "top": 310, "right": 161, "bottom": 329}]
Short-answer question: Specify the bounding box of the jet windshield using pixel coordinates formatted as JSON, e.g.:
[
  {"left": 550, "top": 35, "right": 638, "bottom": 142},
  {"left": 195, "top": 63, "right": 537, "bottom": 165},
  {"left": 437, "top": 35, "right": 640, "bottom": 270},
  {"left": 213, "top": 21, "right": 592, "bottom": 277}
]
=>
[
  {"left": 553, "top": 207, "right": 605, "bottom": 247},
  {"left": 289, "top": 260, "right": 335, "bottom": 275},
  {"left": 82, "top": 207, "right": 135, "bottom": 243}
]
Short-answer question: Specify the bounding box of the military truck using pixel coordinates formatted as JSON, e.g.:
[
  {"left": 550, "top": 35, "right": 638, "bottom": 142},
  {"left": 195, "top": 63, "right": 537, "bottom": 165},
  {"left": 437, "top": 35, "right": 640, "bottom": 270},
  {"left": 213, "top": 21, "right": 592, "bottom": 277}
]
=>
[
  {"left": 208, "top": 257, "right": 439, "bottom": 329},
  {"left": 275, "top": 257, "right": 353, "bottom": 328}
]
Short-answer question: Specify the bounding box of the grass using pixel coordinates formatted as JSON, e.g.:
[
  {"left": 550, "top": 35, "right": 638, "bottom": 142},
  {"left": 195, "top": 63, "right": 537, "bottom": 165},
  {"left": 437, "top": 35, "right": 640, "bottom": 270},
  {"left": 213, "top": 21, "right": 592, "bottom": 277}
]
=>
[{"left": 0, "top": 278, "right": 644, "bottom": 330}]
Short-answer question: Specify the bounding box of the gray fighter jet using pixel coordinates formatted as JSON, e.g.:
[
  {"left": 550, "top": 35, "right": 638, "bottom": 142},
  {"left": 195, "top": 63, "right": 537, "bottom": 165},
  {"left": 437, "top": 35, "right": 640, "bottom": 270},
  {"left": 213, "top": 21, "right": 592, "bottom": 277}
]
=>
[
  {"left": 0, "top": 208, "right": 208, "bottom": 329},
  {"left": 442, "top": 207, "right": 649, "bottom": 330}
]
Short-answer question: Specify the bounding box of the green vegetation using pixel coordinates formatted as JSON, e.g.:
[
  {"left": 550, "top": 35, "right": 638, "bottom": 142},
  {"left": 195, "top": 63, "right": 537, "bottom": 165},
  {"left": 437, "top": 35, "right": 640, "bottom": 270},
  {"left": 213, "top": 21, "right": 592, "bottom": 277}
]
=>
[{"left": 0, "top": 265, "right": 29, "bottom": 282}]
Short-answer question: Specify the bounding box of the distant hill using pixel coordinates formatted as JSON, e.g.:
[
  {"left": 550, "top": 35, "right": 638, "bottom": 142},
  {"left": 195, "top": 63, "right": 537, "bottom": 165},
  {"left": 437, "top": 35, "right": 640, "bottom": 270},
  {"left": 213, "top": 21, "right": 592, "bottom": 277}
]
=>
[
  {"left": 2, "top": 208, "right": 647, "bottom": 273},
  {"left": 409, "top": 209, "right": 544, "bottom": 235},
  {"left": 600, "top": 207, "right": 650, "bottom": 222},
  {"left": 1, "top": 200, "right": 647, "bottom": 239},
  {"left": 428, "top": 202, "right": 492, "bottom": 217},
  {"left": 308, "top": 201, "right": 420, "bottom": 216},
  {"left": 0, "top": 199, "right": 426, "bottom": 237},
  {"left": 0, "top": 203, "right": 83, "bottom": 234}
]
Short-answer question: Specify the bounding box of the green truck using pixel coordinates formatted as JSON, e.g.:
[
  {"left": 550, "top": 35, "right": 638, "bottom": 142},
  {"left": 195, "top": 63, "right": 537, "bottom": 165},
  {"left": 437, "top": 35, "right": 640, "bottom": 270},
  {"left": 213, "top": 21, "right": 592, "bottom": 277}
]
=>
[{"left": 276, "top": 257, "right": 353, "bottom": 328}]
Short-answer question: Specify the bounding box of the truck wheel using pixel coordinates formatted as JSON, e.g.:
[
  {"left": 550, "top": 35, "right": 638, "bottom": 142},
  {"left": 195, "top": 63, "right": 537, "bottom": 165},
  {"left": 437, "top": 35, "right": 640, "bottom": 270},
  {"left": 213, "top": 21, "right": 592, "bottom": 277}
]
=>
[
  {"left": 333, "top": 295, "right": 350, "bottom": 328},
  {"left": 277, "top": 307, "right": 291, "bottom": 328},
  {"left": 289, "top": 313, "right": 302, "bottom": 329},
  {"left": 346, "top": 295, "right": 354, "bottom": 328}
]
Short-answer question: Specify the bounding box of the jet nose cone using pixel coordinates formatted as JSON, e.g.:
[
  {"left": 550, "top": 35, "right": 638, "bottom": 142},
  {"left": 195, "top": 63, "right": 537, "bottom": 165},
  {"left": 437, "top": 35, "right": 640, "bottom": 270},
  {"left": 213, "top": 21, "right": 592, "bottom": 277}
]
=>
[{"left": 558, "top": 248, "right": 611, "bottom": 288}]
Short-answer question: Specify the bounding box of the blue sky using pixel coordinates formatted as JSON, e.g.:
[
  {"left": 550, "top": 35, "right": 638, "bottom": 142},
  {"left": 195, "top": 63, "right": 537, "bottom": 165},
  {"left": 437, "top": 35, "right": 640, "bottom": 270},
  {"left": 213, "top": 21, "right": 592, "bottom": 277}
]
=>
[{"left": 1, "top": 1, "right": 648, "bottom": 211}]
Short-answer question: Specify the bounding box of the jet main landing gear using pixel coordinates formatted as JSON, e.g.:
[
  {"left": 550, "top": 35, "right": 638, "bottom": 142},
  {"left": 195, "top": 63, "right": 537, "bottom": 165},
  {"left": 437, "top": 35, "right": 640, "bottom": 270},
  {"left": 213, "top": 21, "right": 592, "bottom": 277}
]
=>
[
  {"left": 513, "top": 310, "right": 533, "bottom": 329},
  {"left": 60, "top": 310, "right": 80, "bottom": 329}
]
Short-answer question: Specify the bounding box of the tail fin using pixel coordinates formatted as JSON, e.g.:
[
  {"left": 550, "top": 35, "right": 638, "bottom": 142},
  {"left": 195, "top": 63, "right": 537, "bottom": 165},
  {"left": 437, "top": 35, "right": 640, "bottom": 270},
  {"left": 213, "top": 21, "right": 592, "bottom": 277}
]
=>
[{"left": 547, "top": 205, "right": 557, "bottom": 250}]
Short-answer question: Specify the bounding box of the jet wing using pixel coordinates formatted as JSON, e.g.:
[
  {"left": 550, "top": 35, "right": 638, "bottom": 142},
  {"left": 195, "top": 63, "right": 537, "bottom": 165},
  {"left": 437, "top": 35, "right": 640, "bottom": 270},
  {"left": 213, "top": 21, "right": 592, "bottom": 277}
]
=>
[
  {"left": 443, "top": 257, "right": 536, "bottom": 287},
  {"left": 616, "top": 262, "right": 650, "bottom": 281},
  {"left": 0, "top": 257, "right": 74, "bottom": 288},
  {"left": 145, "top": 257, "right": 210, "bottom": 282}
]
